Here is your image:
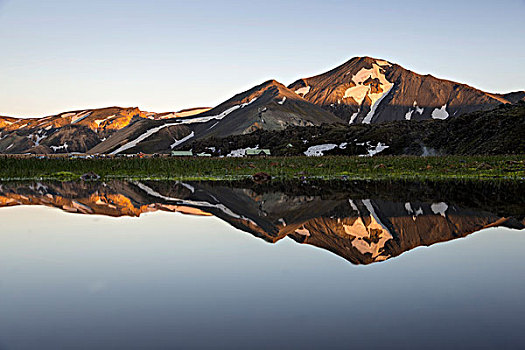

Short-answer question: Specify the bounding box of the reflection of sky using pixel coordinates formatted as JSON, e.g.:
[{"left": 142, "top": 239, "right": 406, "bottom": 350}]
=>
[
  {"left": 1, "top": 0, "right": 524, "bottom": 117},
  {"left": 0, "top": 206, "right": 524, "bottom": 349}
]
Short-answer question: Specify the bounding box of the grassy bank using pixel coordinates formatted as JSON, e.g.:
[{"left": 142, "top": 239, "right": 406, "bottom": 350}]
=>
[{"left": 0, "top": 155, "right": 524, "bottom": 181}]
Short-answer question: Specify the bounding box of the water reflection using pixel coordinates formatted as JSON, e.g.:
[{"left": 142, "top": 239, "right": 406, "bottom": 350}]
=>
[{"left": 0, "top": 180, "right": 523, "bottom": 265}]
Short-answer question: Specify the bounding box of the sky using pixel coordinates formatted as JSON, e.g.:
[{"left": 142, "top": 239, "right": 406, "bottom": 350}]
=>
[{"left": 1, "top": 0, "right": 524, "bottom": 117}]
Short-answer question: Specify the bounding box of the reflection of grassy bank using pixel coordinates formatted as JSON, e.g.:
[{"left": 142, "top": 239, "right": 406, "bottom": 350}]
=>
[{"left": 0, "top": 155, "right": 524, "bottom": 181}]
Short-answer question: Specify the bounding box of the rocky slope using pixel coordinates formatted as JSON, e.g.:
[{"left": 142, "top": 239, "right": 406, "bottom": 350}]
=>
[
  {"left": 289, "top": 56, "right": 524, "bottom": 124},
  {"left": 1, "top": 56, "right": 523, "bottom": 155},
  {"left": 1, "top": 180, "right": 522, "bottom": 265},
  {"left": 0, "top": 106, "right": 208, "bottom": 154},
  {"left": 188, "top": 103, "right": 525, "bottom": 156},
  {"left": 0, "top": 81, "right": 342, "bottom": 154}
]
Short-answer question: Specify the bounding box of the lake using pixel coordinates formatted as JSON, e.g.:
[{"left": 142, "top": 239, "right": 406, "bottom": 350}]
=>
[{"left": 0, "top": 179, "right": 523, "bottom": 349}]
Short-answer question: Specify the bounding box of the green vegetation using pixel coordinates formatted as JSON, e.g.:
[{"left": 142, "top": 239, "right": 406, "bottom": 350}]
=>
[{"left": 0, "top": 155, "right": 524, "bottom": 181}]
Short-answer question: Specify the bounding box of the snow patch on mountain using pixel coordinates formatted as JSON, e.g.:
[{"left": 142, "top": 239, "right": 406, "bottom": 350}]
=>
[
  {"left": 295, "top": 86, "right": 310, "bottom": 97},
  {"left": 405, "top": 102, "right": 424, "bottom": 120},
  {"left": 431, "top": 105, "right": 449, "bottom": 120},
  {"left": 71, "top": 111, "right": 92, "bottom": 124},
  {"left": 111, "top": 123, "right": 179, "bottom": 154},
  {"left": 178, "top": 98, "right": 258, "bottom": 125},
  {"left": 344, "top": 85, "right": 370, "bottom": 104},
  {"left": 343, "top": 64, "right": 394, "bottom": 124},
  {"left": 375, "top": 59, "right": 391, "bottom": 66},
  {"left": 349, "top": 111, "right": 359, "bottom": 124},
  {"left": 171, "top": 131, "right": 195, "bottom": 149},
  {"left": 278, "top": 97, "right": 286, "bottom": 105},
  {"left": 28, "top": 130, "right": 47, "bottom": 146},
  {"left": 94, "top": 115, "right": 116, "bottom": 128},
  {"left": 51, "top": 143, "right": 68, "bottom": 152},
  {"left": 363, "top": 84, "right": 395, "bottom": 124}
]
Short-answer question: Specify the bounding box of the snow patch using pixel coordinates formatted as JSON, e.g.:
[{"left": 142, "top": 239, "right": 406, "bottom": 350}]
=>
[
  {"left": 278, "top": 97, "right": 286, "bottom": 105},
  {"left": 343, "top": 64, "right": 394, "bottom": 124},
  {"left": 295, "top": 226, "right": 311, "bottom": 237},
  {"left": 28, "top": 131, "right": 47, "bottom": 146},
  {"left": 431, "top": 104, "right": 449, "bottom": 120},
  {"left": 359, "top": 142, "right": 389, "bottom": 157},
  {"left": 295, "top": 86, "right": 310, "bottom": 97},
  {"left": 171, "top": 131, "right": 195, "bottom": 149},
  {"left": 344, "top": 85, "right": 369, "bottom": 104},
  {"left": 362, "top": 84, "right": 394, "bottom": 124},
  {"left": 94, "top": 115, "right": 116, "bottom": 128},
  {"left": 375, "top": 60, "right": 391, "bottom": 66},
  {"left": 304, "top": 144, "right": 338, "bottom": 156},
  {"left": 51, "top": 143, "right": 68, "bottom": 152},
  {"left": 71, "top": 111, "right": 92, "bottom": 124},
  {"left": 111, "top": 123, "right": 179, "bottom": 155},
  {"left": 177, "top": 98, "right": 258, "bottom": 125},
  {"left": 349, "top": 111, "right": 359, "bottom": 124},
  {"left": 431, "top": 202, "right": 448, "bottom": 217}
]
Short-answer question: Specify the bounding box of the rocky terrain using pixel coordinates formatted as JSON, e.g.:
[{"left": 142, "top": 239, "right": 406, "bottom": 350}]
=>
[
  {"left": 0, "top": 180, "right": 523, "bottom": 265},
  {"left": 188, "top": 103, "right": 525, "bottom": 156},
  {"left": 0, "top": 56, "right": 523, "bottom": 155}
]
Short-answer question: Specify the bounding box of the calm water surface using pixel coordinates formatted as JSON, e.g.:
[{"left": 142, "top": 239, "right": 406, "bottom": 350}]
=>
[{"left": 0, "top": 180, "right": 523, "bottom": 349}]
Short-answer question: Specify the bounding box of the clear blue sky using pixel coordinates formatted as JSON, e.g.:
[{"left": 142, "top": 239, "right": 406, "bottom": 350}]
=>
[{"left": 1, "top": 0, "right": 524, "bottom": 117}]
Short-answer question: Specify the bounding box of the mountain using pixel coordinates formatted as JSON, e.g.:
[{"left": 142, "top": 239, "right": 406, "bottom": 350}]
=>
[
  {"left": 288, "top": 56, "right": 523, "bottom": 124},
  {"left": 0, "top": 80, "right": 343, "bottom": 154},
  {"left": 88, "top": 80, "right": 342, "bottom": 154},
  {"left": 1, "top": 180, "right": 523, "bottom": 265},
  {"left": 1, "top": 56, "right": 524, "bottom": 155},
  {"left": 178, "top": 80, "right": 344, "bottom": 140},
  {"left": 0, "top": 106, "right": 209, "bottom": 154}
]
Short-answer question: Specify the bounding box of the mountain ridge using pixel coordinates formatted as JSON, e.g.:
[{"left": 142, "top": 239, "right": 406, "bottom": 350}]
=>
[
  {"left": 288, "top": 56, "right": 523, "bottom": 123},
  {"left": 1, "top": 56, "right": 523, "bottom": 155}
]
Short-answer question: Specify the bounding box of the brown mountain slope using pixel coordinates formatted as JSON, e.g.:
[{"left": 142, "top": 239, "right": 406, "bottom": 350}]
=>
[{"left": 288, "top": 56, "right": 523, "bottom": 124}]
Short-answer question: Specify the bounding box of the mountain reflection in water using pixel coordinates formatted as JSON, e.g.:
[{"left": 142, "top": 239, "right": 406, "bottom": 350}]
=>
[{"left": 0, "top": 180, "right": 523, "bottom": 265}]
